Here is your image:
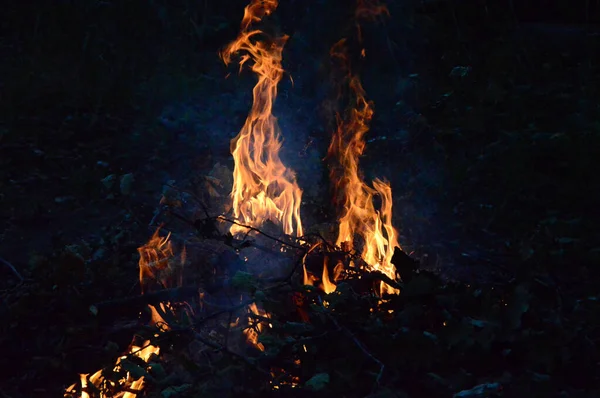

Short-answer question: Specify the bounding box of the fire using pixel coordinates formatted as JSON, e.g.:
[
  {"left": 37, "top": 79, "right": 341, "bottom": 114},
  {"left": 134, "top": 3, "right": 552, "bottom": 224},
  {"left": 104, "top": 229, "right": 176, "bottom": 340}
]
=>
[
  {"left": 302, "top": 243, "right": 344, "bottom": 295},
  {"left": 65, "top": 342, "right": 160, "bottom": 398},
  {"left": 321, "top": 257, "right": 338, "bottom": 294},
  {"left": 328, "top": 37, "right": 400, "bottom": 295},
  {"left": 245, "top": 302, "right": 272, "bottom": 351},
  {"left": 355, "top": 0, "right": 390, "bottom": 22},
  {"left": 138, "top": 227, "right": 186, "bottom": 329},
  {"left": 66, "top": 228, "right": 179, "bottom": 397},
  {"left": 355, "top": 0, "right": 390, "bottom": 46},
  {"left": 137, "top": 227, "right": 184, "bottom": 295},
  {"left": 220, "top": 0, "right": 303, "bottom": 237}
]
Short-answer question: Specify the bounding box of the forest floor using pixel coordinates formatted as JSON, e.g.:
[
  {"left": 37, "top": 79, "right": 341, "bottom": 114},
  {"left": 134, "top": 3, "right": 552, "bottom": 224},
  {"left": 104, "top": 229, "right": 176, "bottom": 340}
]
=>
[{"left": 1, "top": 1, "right": 599, "bottom": 396}]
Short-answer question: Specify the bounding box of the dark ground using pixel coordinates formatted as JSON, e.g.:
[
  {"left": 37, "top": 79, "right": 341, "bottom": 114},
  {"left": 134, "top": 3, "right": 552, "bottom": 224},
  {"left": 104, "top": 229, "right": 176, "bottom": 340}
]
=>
[{"left": 1, "top": 0, "right": 600, "bottom": 396}]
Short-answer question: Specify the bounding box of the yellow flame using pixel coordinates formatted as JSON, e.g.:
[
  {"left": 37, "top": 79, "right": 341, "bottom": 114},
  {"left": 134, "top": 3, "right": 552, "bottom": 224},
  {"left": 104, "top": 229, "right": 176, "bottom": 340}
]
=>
[
  {"left": 65, "top": 342, "right": 160, "bottom": 398},
  {"left": 328, "top": 44, "right": 400, "bottom": 295},
  {"left": 245, "top": 303, "right": 271, "bottom": 351},
  {"left": 321, "top": 257, "right": 337, "bottom": 294},
  {"left": 137, "top": 227, "right": 182, "bottom": 294},
  {"left": 220, "top": 0, "right": 303, "bottom": 237}
]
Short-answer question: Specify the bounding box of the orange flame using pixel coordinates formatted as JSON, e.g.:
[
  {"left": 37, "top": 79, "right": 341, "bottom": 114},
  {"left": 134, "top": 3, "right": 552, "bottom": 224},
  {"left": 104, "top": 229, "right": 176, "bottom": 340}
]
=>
[
  {"left": 220, "top": 0, "right": 303, "bottom": 237},
  {"left": 321, "top": 257, "right": 337, "bottom": 294},
  {"left": 328, "top": 45, "right": 400, "bottom": 295},
  {"left": 355, "top": 0, "right": 390, "bottom": 45},
  {"left": 245, "top": 302, "right": 271, "bottom": 351},
  {"left": 137, "top": 227, "right": 185, "bottom": 329},
  {"left": 137, "top": 227, "right": 184, "bottom": 294},
  {"left": 355, "top": 0, "right": 390, "bottom": 21},
  {"left": 302, "top": 243, "right": 345, "bottom": 295},
  {"left": 65, "top": 342, "right": 160, "bottom": 398},
  {"left": 66, "top": 228, "right": 181, "bottom": 397}
]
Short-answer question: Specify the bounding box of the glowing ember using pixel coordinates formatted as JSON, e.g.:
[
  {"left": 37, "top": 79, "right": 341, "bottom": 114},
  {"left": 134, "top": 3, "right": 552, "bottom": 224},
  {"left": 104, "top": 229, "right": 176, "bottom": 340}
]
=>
[
  {"left": 220, "top": 0, "right": 303, "bottom": 237},
  {"left": 328, "top": 33, "right": 400, "bottom": 295}
]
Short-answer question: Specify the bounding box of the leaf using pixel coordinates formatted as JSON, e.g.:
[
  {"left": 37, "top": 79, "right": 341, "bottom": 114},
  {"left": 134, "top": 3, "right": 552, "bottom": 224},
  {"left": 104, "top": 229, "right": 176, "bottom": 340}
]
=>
[
  {"left": 466, "top": 318, "right": 490, "bottom": 328},
  {"left": 423, "top": 331, "right": 439, "bottom": 342},
  {"left": 402, "top": 273, "right": 438, "bottom": 296},
  {"left": 531, "top": 372, "right": 550, "bottom": 382},
  {"left": 556, "top": 237, "right": 578, "bottom": 244},
  {"left": 231, "top": 271, "right": 256, "bottom": 291},
  {"left": 101, "top": 174, "right": 116, "bottom": 190},
  {"left": 257, "top": 334, "right": 282, "bottom": 347},
  {"left": 119, "top": 173, "right": 135, "bottom": 195},
  {"left": 428, "top": 372, "right": 449, "bottom": 387},
  {"left": 445, "top": 326, "right": 470, "bottom": 348},
  {"left": 161, "top": 384, "right": 192, "bottom": 397},
  {"left": 305, "top": 373, "right": 330, "bottom": 391},
  {"left": 453, "top": 382, "right": 501, "bottom": 397},
  {"left": 149, "top": 362, "right": 167, "bottom": 380},
  {"left": 282, "top": 321, "right": 313, "bottom": 334},
  {"left": 254, "top": 290, "right": 266, "bottom": 302},
  {"left": 119, "top": 358, "right": 147, "bottom": 380}
]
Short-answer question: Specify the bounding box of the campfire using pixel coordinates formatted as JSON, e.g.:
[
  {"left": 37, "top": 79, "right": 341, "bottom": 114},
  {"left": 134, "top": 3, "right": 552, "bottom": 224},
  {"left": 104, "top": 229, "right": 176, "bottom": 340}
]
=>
[{"left": 65, "top": 0, "right": 405, "bottom": 396}]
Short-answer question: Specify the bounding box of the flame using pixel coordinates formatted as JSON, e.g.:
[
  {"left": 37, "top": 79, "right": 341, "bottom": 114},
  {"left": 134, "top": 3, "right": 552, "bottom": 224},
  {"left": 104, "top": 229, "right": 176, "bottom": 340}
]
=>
[
  {"left": 355, "top": 0, "right": 390, "bottom": 21},
  {"left": 304, "top": 258, "right": 344, "bottom": 295},
  {"left": 244, "top": 302, "right": 271, "bottom": 351},
  {"left": 220, "top": 0, "right": 303, "bottom": 237},
  {"left": 66, "top": 228, "right": 180, "bottom": 397},
  {"left": 137, "top": 227, "right": 183, "bottom": 294},
  {"left": 355, "top": 0, "right": 390, "bottom": 45},
  {"left": 321, "top": 257, "right": 337, "bottom": 294},
  {"left": 270, "top": 366, "right": 301, "bottom": 390},
  {"left": 138, "top": 227, "right": 185, "bottom": 328},
  {"left": 301, "top": 243, "right": 322, "bottom": 289},
  {"left": 302, "top": 243, "right": 345, "bottom": 295},
  {"left": 65, "top": 342, "right": 160, "bottom": 398},
  {"left": 328, "top": 44, "right": 400, "bottom": 295}
]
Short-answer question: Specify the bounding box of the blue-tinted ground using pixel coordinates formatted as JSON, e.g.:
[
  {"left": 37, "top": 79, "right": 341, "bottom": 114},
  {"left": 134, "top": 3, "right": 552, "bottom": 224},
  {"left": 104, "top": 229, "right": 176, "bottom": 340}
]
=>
[
  {"left": 1, "top": 0, "right": 600, "bottom": 395},
  {"left": 5, "top": 21, "right": 597, "bottom": 284}
]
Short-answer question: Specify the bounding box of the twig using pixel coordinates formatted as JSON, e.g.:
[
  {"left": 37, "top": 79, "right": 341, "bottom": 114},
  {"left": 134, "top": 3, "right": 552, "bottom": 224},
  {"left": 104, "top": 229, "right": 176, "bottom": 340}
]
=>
[
  {"left": 224, "top": 291, "right": 235, "bottom": 348},
  {"left": 297, "top": 232, "right": 339, "bottom": 252},
  {"left": 217, "top": 216, "right": 306, "bottom": 250},
  {"left": 365, "top": 271, "right": 403, "bottom": 293},
  {"left": 93, "top": 286, "right": 204, "bottom": 316},
  {"left": 192, "top": 331, "right": 270, "bottom": 375},
  {"left": 284, "top": 253, "right": 308, "bottom": 282},
  {"left": 0, "top": 256, "right": 24, "bottom": 282},
  {"left": 195, "top": 299, "right": 256, "bottom": 327},
  {"left": 318, "top": 296, "right": 385, "bottom": 392},
  {"left": 165, "top": 209, "right": 199, "bottom": 229},
  {"left": 163, "top": 182, "right": 211, "bottom": 218}
]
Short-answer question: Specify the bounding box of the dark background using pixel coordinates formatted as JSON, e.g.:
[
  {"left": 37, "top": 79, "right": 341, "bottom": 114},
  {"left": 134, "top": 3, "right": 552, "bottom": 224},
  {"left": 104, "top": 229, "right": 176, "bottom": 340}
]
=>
[{"left": 1, "top": 0, "right": 600, "bottom": 395}]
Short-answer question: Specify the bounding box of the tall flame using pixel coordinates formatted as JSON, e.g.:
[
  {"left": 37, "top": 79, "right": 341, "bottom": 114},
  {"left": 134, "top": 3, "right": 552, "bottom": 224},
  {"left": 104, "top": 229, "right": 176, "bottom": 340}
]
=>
[
  {"left": 220, "top": 0, "right": 303, "bottom": 237},
  {"left": 328, "top": 38, "right": 400, "bottom": 295}
]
